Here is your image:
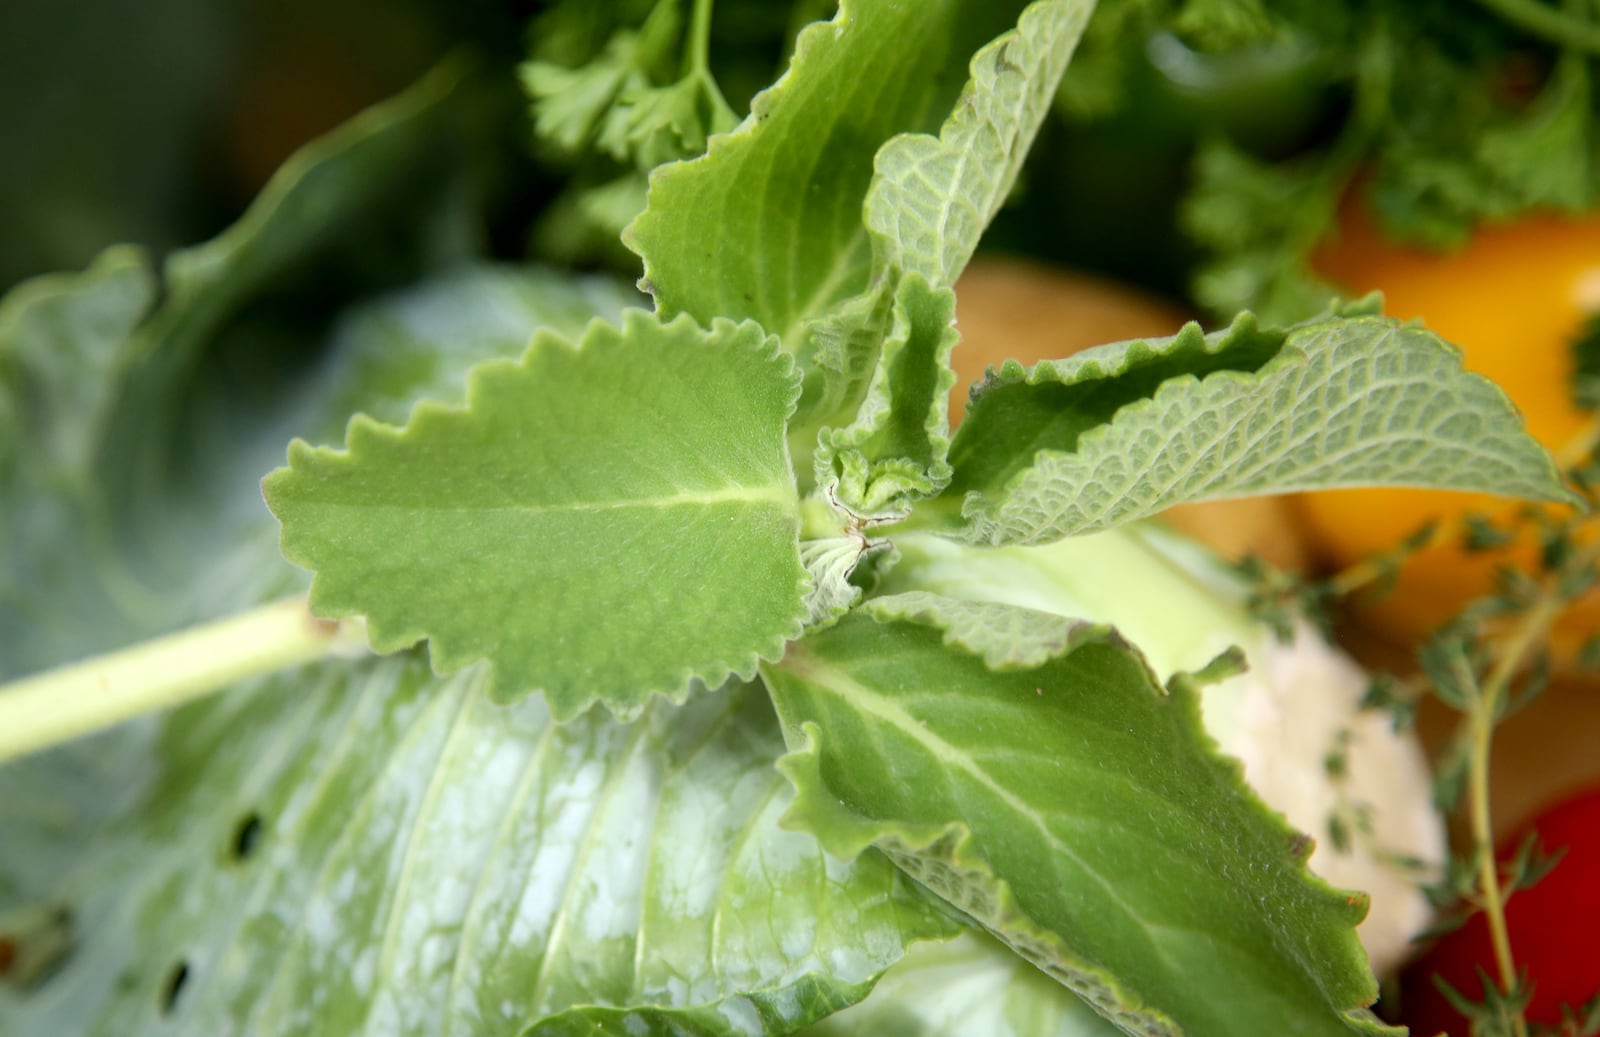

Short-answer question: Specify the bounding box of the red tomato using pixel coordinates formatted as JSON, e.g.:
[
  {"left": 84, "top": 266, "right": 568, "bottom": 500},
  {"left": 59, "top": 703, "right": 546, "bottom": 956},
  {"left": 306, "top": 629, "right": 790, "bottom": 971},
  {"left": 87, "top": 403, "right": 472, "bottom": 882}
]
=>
[{"left": 1400, "top": 784, "right": 1600, "bottom": 1035}]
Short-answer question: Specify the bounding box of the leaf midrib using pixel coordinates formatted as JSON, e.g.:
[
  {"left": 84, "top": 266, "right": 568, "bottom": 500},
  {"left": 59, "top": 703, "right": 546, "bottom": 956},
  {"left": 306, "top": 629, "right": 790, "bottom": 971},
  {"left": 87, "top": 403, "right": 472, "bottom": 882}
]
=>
[
  {"left": 788, "top": 647, "right": 1170, "bottom": 954},
  {"left": 302, "top": 482, "right": 799, "bottom": 517}
]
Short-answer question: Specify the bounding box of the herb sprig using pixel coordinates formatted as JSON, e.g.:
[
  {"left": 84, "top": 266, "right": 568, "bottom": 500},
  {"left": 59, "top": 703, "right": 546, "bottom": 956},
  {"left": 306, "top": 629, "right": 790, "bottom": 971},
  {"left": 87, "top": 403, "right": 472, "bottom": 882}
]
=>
[{"left": 0, "top": 3, "right": 1585, "bottom": 1035}]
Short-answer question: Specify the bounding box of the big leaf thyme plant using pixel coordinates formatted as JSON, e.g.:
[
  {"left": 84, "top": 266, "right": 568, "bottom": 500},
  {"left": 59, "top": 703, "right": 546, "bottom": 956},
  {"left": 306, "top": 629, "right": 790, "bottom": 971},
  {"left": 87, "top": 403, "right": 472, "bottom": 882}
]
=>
[{"left": 0, "top": 2, "right": 1581, "bottom": 1035}]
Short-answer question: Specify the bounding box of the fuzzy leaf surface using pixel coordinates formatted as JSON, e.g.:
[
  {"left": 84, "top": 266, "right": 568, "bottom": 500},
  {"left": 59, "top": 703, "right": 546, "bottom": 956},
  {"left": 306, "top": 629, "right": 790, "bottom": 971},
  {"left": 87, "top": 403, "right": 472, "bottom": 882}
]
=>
[
  {"left": 265, "top": 312, "right": 807, "bottom": 719},
  {"left": 803, "top": 932, "right": 1122, "bottom": 1037},
  {"left": 625, "top": 0, "right": 1031, "bottom": 350},
  {"left": 805, "top": 0, "right": 1094, "bottom": 519},
  {"left": 763, "top": 604, "right": 1400, "bottom": 1037},
  {"left": 864, "top": 0, "right": 1092, "bottom": 289},
  {"left": 814, "top": 275, "right": 960, "bottom": 514},
  {"left": 935, "top": 312, "right": 1576, "bottom": 545},
  {"left": 0, "top": 249, "right": 947, "bottom": 1037}
]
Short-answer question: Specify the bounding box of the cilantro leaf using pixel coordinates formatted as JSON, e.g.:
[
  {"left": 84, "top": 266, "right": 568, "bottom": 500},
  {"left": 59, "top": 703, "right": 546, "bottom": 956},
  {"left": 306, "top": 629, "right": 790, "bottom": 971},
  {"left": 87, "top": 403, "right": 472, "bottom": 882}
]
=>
[
  {"left": 765, "top": 604, "right": 1400, "bottom": 1037},
  {"left": 924, "top": 310, "right": 1576, "bottom": 546},
  {"left": 265, "top": 311, "right": 809, "bottom": 719}
]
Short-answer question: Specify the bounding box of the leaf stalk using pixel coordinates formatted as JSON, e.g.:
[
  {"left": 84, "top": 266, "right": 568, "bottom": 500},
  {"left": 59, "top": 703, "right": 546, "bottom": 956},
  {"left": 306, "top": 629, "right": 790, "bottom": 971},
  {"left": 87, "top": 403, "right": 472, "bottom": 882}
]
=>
[{"left": 0, "top": 597, "right": 366, "bottom": 765}]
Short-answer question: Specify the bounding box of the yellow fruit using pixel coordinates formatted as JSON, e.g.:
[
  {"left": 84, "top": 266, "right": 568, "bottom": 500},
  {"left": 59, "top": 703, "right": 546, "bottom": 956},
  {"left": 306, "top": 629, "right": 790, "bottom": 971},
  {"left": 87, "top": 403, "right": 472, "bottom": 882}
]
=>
[{"left": 1298, "top": 210, "right": 1600, "bottom": 655}]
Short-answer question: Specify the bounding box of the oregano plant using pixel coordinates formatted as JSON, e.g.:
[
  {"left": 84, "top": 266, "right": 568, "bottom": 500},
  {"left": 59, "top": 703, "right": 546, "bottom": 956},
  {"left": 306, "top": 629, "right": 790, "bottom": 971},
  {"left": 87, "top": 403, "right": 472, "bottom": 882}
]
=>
[{"left": 0, "top": 2, "right": 1580, "bottom": 1035}]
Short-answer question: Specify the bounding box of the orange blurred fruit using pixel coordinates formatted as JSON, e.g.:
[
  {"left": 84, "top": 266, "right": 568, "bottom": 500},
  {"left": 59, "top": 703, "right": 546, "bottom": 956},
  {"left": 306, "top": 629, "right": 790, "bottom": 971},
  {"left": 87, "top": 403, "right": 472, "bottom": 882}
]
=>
[{"left": 1297, "top": 209, "right": 1600, "bottom": 658}]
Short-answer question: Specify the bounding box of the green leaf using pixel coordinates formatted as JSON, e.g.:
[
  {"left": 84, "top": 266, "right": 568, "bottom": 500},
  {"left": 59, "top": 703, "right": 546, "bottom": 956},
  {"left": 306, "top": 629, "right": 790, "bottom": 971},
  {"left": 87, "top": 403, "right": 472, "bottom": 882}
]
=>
[
  {"left": 930, "top": 311, "right": 1577, "bottom": 546},
  {"left": 863, "top": 0, "right": 1094, "bottom": 290},
  {"left": 812, "top": 0, "right": 1093, "bottom": 512},
  {"left": 265, "top": 311, "right": 808, "bottom": 719},
  {"left": 800, "top": 537, "right": 873, "bottom": 630},
  {"left": 802, "top": 931, "right": 1123, "bottom": 1037},
  {"left": 0, "top": 247, "right": 945, "bottom": 1034},
  {"left": 763, "top": 605, "right": 1401, "bottom": 1037},
  {"left": 861, "top": 592, "right": 1089, "bottom": 671},
  {"left": 633, "top": 0, "right": 1091, "bottom": 508},
  {"left": 626, "top": 0, "right": 1032, "bottom": 347},
  {"left": 814, "top": 275, "right": 960, "bottom": 517},
  {"left": 0, "top": 659, "right": 956, "bottom": 1036}
]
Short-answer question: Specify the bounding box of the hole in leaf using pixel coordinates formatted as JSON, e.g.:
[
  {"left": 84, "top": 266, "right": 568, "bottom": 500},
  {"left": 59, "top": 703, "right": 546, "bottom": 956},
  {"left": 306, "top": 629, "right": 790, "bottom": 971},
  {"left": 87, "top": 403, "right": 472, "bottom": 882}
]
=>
[
  {"left": 231, "top": 811, "right": 263, "bottom": 861},
  {"left": 160, "top": 960, "right": 189, "bottom": 1016},
  {"left": 0, "top": 905, "right": 75, "bottom": 990}
]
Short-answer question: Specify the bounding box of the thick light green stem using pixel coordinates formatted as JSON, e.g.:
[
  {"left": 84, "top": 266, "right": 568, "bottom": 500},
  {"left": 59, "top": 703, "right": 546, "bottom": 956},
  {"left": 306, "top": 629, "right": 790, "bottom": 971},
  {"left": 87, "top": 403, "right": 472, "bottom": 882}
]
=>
[{"left": 0, "top": 597, "right": 367, "bottom": 765}]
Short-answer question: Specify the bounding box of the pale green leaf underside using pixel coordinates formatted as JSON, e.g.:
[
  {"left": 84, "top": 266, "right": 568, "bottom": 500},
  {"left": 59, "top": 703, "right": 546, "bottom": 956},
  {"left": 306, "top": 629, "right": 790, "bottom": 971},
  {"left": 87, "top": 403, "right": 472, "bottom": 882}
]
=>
[
  {"left": 862, "top": 591, "right": 1100, "bottom": 671},
  {"left": 810, "top": 0, "right": 1092, "bottom": 506},
  {"left": 0, "top": 659, "right": 954, "bottom": 1036},
  {"left": 803, "top": 932, "right": 1122, "bottom": 1037},
  {"left": 814, "top": 275, "right": 959, "bottom": 515},
  {"left": 942, "top": 313, "right": 1576, "bottom": 546},
  {"left": 265, "top": 311, "right": 807, "bottom": 720},
  {"left": 866, "top": 0, "right": 1093, "bottom": 288},
  {"left": 800, "top": 537, "right": 873, "bottom": 630},
  {"left": 764, "top": 609, "right": 1399, "bottom": 1037}
]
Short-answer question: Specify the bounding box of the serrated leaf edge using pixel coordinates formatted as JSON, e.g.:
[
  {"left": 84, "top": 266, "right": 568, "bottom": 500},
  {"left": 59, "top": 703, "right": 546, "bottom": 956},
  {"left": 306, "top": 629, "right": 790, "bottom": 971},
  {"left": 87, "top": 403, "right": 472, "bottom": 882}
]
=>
[
  {"left": 776, "top": 720, "right": 1184, "bottom": 1037},
  {"left": 770, "top": 604, "right": 1404, "bottom": 1036},
  {"left": 264, "top": 309, "right": 808, "bottom": 721},
  {"left": 959, "top": 313, "right": 1579, "bottom": 545},
  {"left": 622, "top": 3, "right": 854, "bottom": 332}
]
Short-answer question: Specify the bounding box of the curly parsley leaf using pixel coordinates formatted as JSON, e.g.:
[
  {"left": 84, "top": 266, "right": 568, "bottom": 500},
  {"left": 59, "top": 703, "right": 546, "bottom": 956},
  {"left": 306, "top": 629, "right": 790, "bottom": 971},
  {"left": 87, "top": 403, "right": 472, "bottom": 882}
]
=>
[
  {"left": 265, "top": 311, "right": 808, "bottom": 719},
  {"left": 765, "top": 603, "right": 1400, "bottom": 1037},
  {"left": 922, "top": 310, "right": 1576, "bottom": 546},
  {"left": 1170, "top": 5, "right": 1600, "bottom": 318}
]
